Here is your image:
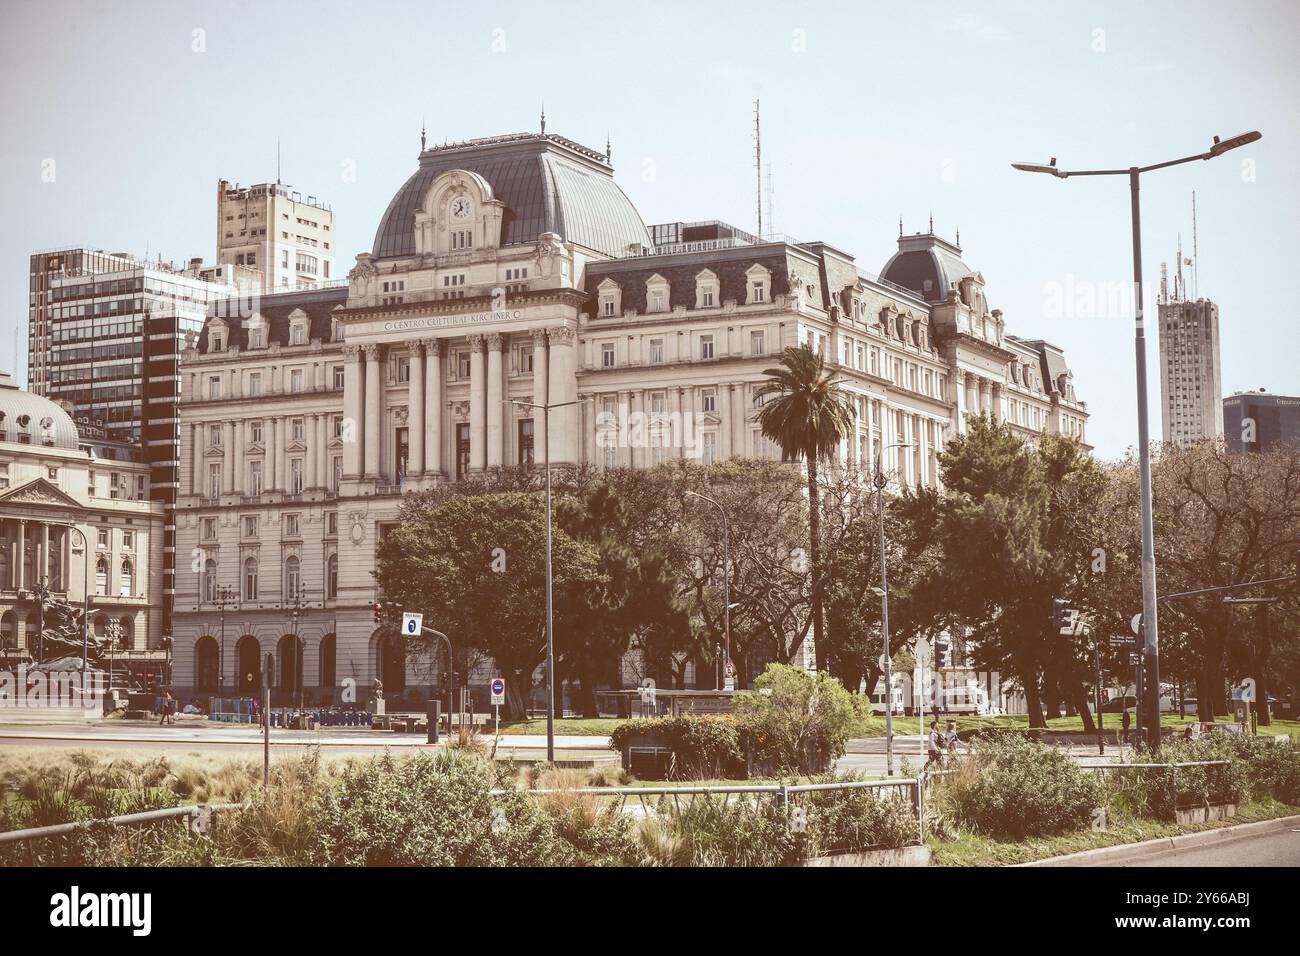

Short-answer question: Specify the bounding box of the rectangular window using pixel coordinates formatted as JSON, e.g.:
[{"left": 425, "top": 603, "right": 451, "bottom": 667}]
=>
[
  {"left": 248, "top": 371, "right": 262, "bottom": 396},
  {"left": 602, "top": 343, "right": 616, "bottom": 368},
  {"left": 518, "top": 418, "right": 535, "bottom": 466},
  {"left": 290, "top": 459, "right": 303, "bottom": 494},
  {"left": 209, "top": 425, "right": 222, "bottom": 448},
  {"left": 208, "top": 376, "right": 222, "bottom": 400},
  {"left": 702, "top": 431, "right": 718, "bottom": 466},
  {"left": 701, "top": 389, "right": 716, "bottom": 413},
  {"left": 700, "top": 335, "right": 715, "bottom": 360},
  {"left": 291, "top": 418, "right": 304, "bottom": 441},
  {"left": 702, "top": 288, "right": 715, "bottom": 308},
  {"left": 97, "top": 528, "right": 109, "bottom": 547},
  {"left": 397, "top": 356, "right": 410, "bottom": 383},
  {"left": 201, "top": 518, "right": 216, "bottom": 539},
  {"left": 290, "top": 368, "right": 304, "bottom": 393},
  {"left": 333, "top": 365, "right": 345, "bottom": 389},
  {"left": 248, "top": 460, "right": 263, "bottom": 496},
  {"left": 208, "top": 463, "right": 222, "bottom": 498},
  {"left": 602, "top": 298, "right": 616, "bottom": 317},
  {"left": 250, "top": 421, "right": 264, "bottom": 443},
  {"left": 750, "top": 329, "right": 766, "bottom": 356},
  {"left": 243, "top": 516, "right": 257, "bottom": 537},
  {"left": 326, "top": 512, "right": 338, "bottom": 535},
  {"left": 649, "top": 339, "right": 664, "bottom": 364},
  {"left": 457, "top": 352, "right": 471, "bottom": 378},
  {"left": 332, "top": 456, "right": 343, "bottom": 490},
  {"left": 285, "top": 513, "right": 300, "bottom": 537},
  {"left": 519, "top": 346, "right": 534, "bottom": 373},
  {"left": 751, "top": 283, "right": 765, "bottom": 303},
  {"left": 332, "top": 415, "right": 343, "bottom": 439}
]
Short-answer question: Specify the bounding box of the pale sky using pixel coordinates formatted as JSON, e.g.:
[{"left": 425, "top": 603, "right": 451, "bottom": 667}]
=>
[{"left": 2, "top": 0, "right": 1296, "bottom": 459}]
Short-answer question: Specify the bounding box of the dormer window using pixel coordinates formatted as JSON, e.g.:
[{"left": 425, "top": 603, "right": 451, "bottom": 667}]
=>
[
  {"left": 596, "top": 278, "right": 621, "bottom": 318},
  {"left": 745, "top": 264, "right": 771, "bottom": 305},
  {"left": 646, "top": 274, "right": 670, "bottom": 314},
  {"left": 695, "top": 269, "right": 719, "bottom": 309},
  {"left": 246, "top": 314, "right": 267, "bottom": 349},
  {"left": 288, "top": 308, "right": 308, "bottom": 346}
]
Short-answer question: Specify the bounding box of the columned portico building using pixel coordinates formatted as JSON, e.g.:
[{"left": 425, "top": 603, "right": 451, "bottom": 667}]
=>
[{"left": 172, "top": 130, "right": 1088, "bottom": 705}]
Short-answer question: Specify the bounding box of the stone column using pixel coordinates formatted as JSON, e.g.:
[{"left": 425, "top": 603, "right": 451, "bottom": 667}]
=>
[
  {"left": 952, "top": 370, "right": 967, "bottom": 435},
  {"left": 733, "top": 383, "right": 747, "bottom": 457},
  {"left": 223, "top": 421, "right": 235, "bottom": 493},
  {"left": 720, "top": 384, "right": 733, "bottom": 459},
  {"left": 669, "top": 386, "right": 683, "bottom": 457},
  {"left": 991, "top": 383, "right": 1003, "bottom": 423},
  {"left": 424, "top": 339, "right": 443, "bottom": 476},
  {"left": 468, "top": 335, "right": 486, "bottom": 472},
  {"left": 316, "top": 413, "right": 328, "bottom": 489},
  {"left": 408, "top": 343, "right": 425, "bottom": 477},
  {"left": 189, "top": 423, "right": 199, "bottom": 495},
  {"left": 271, "top": 417, "right": 284, "bottom": 490},
  {"left": 306, "top": 414, "right": 318, "bottom": 490},
  {"left": 486, "top": 333, "right": 504, "bottom": 468},
  {"left": 342, "top": 345, "right": 364, "bottom": 478},
  {"left": 979, "top": 378, "right": 993, "bottom": 418},
  {"left": 628, "top": 389, "right": 644, "bottom": 468},
  {"left": 39, "top": 522, "right": 50, "bottom": 584},
  {"left": 548, "top": 325, "right": 578, "bottom": 466},
  {"left": 233, "top": 420, "right": 245, "bottom": 495},
  {"left": 16, "top": 520, "right": 26, "bottom": 591},
  {"left": 364, "top": 344, "right": 382, "bottom": 478},
  {"left": 531, "top": 329, "right": 549, "bottom": 467}
]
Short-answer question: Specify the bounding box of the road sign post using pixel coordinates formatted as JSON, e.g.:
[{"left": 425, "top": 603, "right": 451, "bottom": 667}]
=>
[
  {"left": 490, "top": 678, "right": 505, "bottom": 738},
  {"left": 401, "top": 612, "right": 424, "bottom": 638}
]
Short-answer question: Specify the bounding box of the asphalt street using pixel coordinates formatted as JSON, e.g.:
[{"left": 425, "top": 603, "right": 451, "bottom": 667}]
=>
[{"left": 1116, "top": 825, "right": 1300, "bottom": 867}]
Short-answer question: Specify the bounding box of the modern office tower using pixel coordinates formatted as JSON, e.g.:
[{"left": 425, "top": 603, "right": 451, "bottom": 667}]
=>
[
  {"left": 1157, "top": 245, "right": 1223, "bottom": 446},
  {"left": 27, "top": 248, "right": 249, "bottom": 639},
  {"left": 1224, "top": 389, "right": 1300, "bottom": 453},
  {"left": 215, "top": 180, "right": 336, "bottom": 291}
]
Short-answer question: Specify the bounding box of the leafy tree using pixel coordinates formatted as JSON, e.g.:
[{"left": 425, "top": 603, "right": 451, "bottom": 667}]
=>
[
  {"left": 755, "top": 344, "right": 857, "bottom": 675},
  {"left": 929, "top": 417, "right": 1101, "bottom": 727},
  {"left": 374, "top": 493, "right": 602, "bottom": 719}
]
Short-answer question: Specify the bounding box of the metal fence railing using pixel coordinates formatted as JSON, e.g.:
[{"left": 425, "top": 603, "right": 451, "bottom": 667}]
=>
[{"left": 0, "top": 802, "right": 241, "bottom": 847}]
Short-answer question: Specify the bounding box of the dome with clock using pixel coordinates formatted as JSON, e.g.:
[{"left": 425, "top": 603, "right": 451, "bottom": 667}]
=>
[{"left": 371, "top": 131, "right": 654, "bottom": 260}]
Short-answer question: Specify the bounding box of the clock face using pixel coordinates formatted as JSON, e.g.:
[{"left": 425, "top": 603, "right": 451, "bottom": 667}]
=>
[{"left": 450, "top": 197, "right": 472, "bottom": 220}]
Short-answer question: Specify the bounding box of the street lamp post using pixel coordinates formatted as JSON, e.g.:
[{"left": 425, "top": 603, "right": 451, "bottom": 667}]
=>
[
  {"left": 507, "top": 397, "right": 580, "bottom": 764},
  {"left": 288, "top": 584, "right": 308, "bottom": 711},
  {"left": 1012, "top": 130, "right": 1261, "bottom": 748},
  {"left": 215, "top": 585, "right": 237, "bottom": 694},
  {"left": 685, "top": 490, "right": 732, "bottom": 690},
  {"left": 872, "top": 441, "right": 915, "bottom": 777}
]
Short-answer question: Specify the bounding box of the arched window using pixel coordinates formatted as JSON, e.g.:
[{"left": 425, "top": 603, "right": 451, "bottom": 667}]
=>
[
  {"left": 119, "top": 558, "right": 133, "bottom": 597},
  {"left": 195, "top": 635, "right": 219, "bottom": 692},
  {"left": 319, "top": 633, "right": 336, "bottom": 689},
  {"left": 278, "top": 634, "right": 303, "bottom": 694},
  {"left": 204, "top": 558, "right": 218, "bottom": 602},
  {"left": 284, "top": 556, "right": 300, "bottom": 599},
  {"left": 326, "top": 553, "right": 338, "bottom": 599},
  {"left": 243, "top": 557, "right": 258, "bottom": 601},
  {"left": 95, "top": 557, "right": 108, "bottom": 596}
]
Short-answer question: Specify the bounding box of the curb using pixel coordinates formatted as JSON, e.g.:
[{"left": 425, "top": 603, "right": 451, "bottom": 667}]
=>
[
  {"left": 0, "top": 730, "right": 613, "bottom": 752},
  {"left": 1014, "top": 812, "right": 1300, "bottom": 867}
]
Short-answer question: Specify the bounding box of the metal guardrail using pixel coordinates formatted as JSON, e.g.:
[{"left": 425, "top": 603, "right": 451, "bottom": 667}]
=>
[
  {"left": 0, "top": 802, "right": 241, "bottom": 846},
  {"left": 1077, "top": 760, "right": 1231, "bottom": 770}
]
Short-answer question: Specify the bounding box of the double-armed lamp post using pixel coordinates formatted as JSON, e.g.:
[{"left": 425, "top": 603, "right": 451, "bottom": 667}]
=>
[{"left": 1012, "top": 130, "right": 1262, "bottom": 748}]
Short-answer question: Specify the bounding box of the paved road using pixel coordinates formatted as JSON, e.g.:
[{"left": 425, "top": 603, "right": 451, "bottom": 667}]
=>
[{"left": 1117, "top": 826, "right": 1300, "bottom": 867}]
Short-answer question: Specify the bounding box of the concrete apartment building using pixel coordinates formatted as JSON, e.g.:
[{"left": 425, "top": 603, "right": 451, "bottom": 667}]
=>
[
  {"left": 1157, "top": 256, "right": 1223, "bottom": 446},
  {"left": 170, "top": 129, "right": 1088, "bottom": 707},
  {"left": 215, "top": 180, "right": 337, "bottom": 291},
  {"left": 0, "top": 372, "right": 166, "bottom": 682}
]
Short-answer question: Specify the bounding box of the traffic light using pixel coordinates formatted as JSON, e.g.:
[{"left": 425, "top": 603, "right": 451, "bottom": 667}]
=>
[
  {"left": 1051, "top": 599, "right": 1070, "bottom": 630},
  {"left": 372, "top": 602, "right": 385, "bottom": 624}
]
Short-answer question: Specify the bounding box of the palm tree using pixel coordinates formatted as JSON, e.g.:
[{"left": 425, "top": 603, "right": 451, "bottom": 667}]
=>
[{"left": 755, "top": 344, "right": 857, "bottom": 673}]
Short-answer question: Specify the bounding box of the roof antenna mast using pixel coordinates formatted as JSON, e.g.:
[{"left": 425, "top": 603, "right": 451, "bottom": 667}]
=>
[
  {"left": 276, "top": 138, "right": 281, "bottom": 185},
  {"left": 753, "top": 99, "right": 762, "bottom": 237},
  {"left": 1191, "top": 190, "right": 1199, "bottom": 300}
]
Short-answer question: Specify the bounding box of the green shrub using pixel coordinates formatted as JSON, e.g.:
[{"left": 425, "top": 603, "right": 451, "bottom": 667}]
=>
[
  {"left": 1110, "top": 737, "right": 1252, "bottom": 821},
  {"left": 936, "top": 731, "right": 1102, "bottom": 839},
  {"left": 653, "top": 796, "right": 800, "bottom": 866},
  {"left": 734, "top": 664, "right": 858, "bottom": 775},
  {"left": 801, "top": 780, "right": 919, "bottom": 855},
  {"left": 609, "top": 715, "right": 743, "bottom": 779}
]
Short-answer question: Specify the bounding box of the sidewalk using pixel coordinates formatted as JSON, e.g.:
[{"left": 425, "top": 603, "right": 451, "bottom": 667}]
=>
[{"left": 0, "top": 721, "right": 613, "bottom": 752}]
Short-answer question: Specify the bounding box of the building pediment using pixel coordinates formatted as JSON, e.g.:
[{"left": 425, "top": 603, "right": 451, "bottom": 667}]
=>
[{"left": 0, "top": 477, "right": 85, "bottom": 511}]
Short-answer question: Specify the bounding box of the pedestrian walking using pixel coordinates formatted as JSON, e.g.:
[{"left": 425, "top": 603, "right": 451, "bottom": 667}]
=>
[
  {"left": 926, "top": 720, "right": 944, "bottom": 770},
  {"left": 1121, "top": 707, "right": 1131, "bottom": 744},
  {"left": 944, "top": 719, "right": 962, "bottom": 755},
  {"left": 158, "top": 690, "right": 175, "bottom": 726}
]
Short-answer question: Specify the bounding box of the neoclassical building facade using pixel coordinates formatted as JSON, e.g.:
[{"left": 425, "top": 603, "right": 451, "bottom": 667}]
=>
[
  {"left": 0, "top": 372, "right": 166, "bottom": 679},
  {"left": 171, "top": 130, "right": 1088, "bottom": 704}
]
